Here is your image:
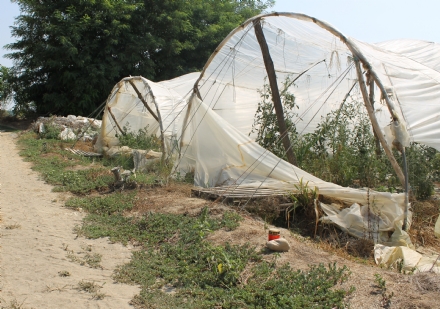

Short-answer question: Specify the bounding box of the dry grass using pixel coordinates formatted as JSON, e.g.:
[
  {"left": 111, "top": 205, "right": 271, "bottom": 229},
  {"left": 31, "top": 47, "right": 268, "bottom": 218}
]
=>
[
  {"left": 64, "top": 140, "right": 96, "bottom": 152},
  {"left": 76, "top": 280, "right": 106, "bottom": 299},
  {"left": 132, "top": 182, "right": 205, "bottom": 215},
  {"left": 0, "top": 298, "right": 30, "bottom": 309},
  {"left": 409, "top": 200, "right": 440, "bottom": 251},
  {"left": 4, "top": 223, "right": 21, "bottom": 230}
]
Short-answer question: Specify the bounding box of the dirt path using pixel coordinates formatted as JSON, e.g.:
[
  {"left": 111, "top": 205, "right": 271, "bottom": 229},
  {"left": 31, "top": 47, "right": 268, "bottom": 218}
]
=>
[{"left": 0, "top": 132, "right": 139, "bottom": 308}]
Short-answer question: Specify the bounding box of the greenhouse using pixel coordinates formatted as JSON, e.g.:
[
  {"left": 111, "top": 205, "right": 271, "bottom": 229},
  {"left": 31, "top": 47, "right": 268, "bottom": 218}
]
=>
[{"left": 96, "top": 13, "right": 440, "bottom": 272}]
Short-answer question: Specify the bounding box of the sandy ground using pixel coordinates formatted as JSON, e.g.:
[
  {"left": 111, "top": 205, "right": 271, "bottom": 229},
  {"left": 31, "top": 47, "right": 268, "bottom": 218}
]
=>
[{"left": 0, "top": 132, "right": 139, "bottom": 309}]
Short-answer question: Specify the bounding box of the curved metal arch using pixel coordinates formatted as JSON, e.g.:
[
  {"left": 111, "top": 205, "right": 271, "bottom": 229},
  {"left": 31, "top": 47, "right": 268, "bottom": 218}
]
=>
[{"left": 193, "top": 12, "right": 400, "bottom": 121}]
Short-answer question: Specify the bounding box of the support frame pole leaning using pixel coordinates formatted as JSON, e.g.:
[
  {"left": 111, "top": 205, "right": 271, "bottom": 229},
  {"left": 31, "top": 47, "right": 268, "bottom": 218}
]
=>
[
  {"left": 355, "top": 60, "right": 406, "bottom": 187},
  {"left": 253, "top": 18, "right": 297, "bottom": 166}
]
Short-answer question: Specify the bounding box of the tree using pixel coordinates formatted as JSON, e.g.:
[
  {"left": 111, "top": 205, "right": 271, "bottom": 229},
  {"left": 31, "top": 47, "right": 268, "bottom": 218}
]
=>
[
  {"left": 0, "top": 65, "right": 13, "bottom": 109},
  {"left": 6, "top": 0, "right": 274, "bottom": 116}
]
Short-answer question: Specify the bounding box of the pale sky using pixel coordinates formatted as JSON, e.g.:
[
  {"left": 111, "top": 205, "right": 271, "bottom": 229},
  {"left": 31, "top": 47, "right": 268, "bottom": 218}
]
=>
[{"left": 1, "top": 0, "right": 439, "bottom": 68}]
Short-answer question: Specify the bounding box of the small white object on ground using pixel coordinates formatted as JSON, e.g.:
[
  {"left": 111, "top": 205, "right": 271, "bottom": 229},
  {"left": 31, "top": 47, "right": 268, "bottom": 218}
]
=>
[{"left": 266, "top": 238, "right": 290, "bottom": 252}]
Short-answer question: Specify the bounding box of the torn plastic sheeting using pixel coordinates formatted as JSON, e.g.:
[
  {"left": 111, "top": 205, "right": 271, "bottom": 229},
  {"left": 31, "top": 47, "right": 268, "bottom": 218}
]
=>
[
  {"left": 177, "top": 95, "right": 408, "bottom": 240},
  {"left": 383, "top": 121, "right": 411, "bottom": 149},
  {"left": 320, "top": 202, "right": 411, "bottom": 245},
  {"left": 374, "top": 244, "right": 440, "bottom": 274},
  {"left": 435, "top": 215, "right": 440, "bottom": 238}
]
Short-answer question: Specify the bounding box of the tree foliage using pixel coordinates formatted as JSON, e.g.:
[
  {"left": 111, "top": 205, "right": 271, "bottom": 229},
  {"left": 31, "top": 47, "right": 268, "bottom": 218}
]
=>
[
  {"left": 6, "top": 0, "right": 274, "bottom": 116},
  {"left": 0, "top": 65, "right": 12, "bottom": 108}
]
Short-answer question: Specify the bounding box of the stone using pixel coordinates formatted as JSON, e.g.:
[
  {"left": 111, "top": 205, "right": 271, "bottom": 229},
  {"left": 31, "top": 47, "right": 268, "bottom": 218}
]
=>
[{"left": 59, "top": 128, "right": 76, "bottom": 141}]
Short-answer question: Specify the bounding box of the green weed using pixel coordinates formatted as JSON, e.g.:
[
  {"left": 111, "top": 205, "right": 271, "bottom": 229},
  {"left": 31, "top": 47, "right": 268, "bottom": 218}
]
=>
[
  {"left": 117, "top": 125, "right": 161, "bottom": 151},
  {"left": 39, "top": 121, "right": 62, "bottom": 139},
  {"left": 374, "top": 273, "right": 393, "bottom": 308},
  {"left": 65, "top": 192, "right": 136, "bottom": 215}
]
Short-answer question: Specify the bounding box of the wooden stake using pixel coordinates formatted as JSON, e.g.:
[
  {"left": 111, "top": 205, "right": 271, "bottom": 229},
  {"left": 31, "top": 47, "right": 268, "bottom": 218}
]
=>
[
  {"left": 107, "top": 106, "right": 125, "bottom": 136},
  {"left": 128, "top": 80, "right": 159, "bottom": 121},
  {"left": 355, "top": 60, "right": 405, "bottom": 187},
  {"left": 367, "top": 72, "right": 382, "bottom": 156},
  {"left": 253, "top": 18, "right": 297, "bottom": 166}
]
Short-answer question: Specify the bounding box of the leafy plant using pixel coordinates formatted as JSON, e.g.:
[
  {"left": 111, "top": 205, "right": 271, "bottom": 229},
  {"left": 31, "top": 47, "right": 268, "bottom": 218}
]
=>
[
  {"left": 374, "top": 273, "right": 393, "bottom": 308},
  {"left": 117, "top": 125, "right": 161, "bottom": 151},
  {"left": 39, "top": 122, "right": 62, "bottom": 140},
  {"left": 250, "top": 75, "right": 300, "bottom": 160},
  {"left": 286, "top": 178, "right": 319, "bottom": 228},
  {"left": 405, "top": 143, "right": 440, "bottom": 199}
]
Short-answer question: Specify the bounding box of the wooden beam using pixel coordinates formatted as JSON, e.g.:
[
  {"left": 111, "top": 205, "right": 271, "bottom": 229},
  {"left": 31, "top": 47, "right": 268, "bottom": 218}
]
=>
[
  {"left": 179, "top": 94, "right": 195, "bottom": 152},
  {"left": 107, "top": 106, "right": 125, "bottom": 136},
  {"left": 253, "top": 18, "right": 297, "bottom": 166},
  {"left": 355, "top": 60, "right": 405, "bottom": 187},
  {"left": 367, "top": 71, "right": 382, "bottom": 157},
  {"left": 128, "top": 80, "right": 159, "bottom": 121}
]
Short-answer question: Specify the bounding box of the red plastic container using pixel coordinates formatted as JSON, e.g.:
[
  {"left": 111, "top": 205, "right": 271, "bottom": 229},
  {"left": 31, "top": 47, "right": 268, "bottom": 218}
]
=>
[{"left": 268, "top": 228, "right": 280, "bottom": 241}]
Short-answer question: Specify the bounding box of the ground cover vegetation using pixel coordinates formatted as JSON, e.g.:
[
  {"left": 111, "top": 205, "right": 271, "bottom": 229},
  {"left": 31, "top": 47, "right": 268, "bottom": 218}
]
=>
[
  {"left": 3, "top": 0, "right": 274, "bottom": 116},
  {"left": 16, "top": 129, "right": 355, "bottom": 308}
]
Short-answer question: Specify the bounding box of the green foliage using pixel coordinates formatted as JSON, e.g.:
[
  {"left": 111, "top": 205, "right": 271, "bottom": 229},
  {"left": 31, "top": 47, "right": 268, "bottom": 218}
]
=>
[
  {"left": 405, "top": 143, "right": 440, "bottom": 200},
  {"left": 39, "top": 122, "right": 61, "bottom": 139},
  {"left": 221, "top": 211, "right": 243, "bottom": 231},
  {"left": 6, "top": 0, "right": 273, "bottom": 116},
  {"left": 0, "top": 65, "right": 12, "bottom": 108},
  {"left": 299, "top": 99, "right": 392, "bottom": 188},
  {"left": 374, "top": 273, "right": 393, "bottom": 308},
  {"left": 52, "top": 168, "right": 114, "bottom": 194},
  {"left": 18, "top": 132, "right": 114, "bottom": 194},
  {"left": 66, "top": 192, "right": 136, "bottom": 215},
  {"left": 251, "top": 77, "right": 440, "bottom": 198},
  {"left": 107, "top": 209, "right": 352, "bottom": 309},
  {"left": 251, "top": 75, "right": 300, "bottom": 159},
  {"left": 117, "top": 125, "right": 161, "bottom": 150},
  {"left": 286, "top": 178, "right": 319, "bottom": 228}
]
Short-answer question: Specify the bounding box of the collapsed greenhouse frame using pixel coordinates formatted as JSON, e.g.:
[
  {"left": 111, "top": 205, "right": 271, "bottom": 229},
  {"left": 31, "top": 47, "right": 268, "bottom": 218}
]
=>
[{"left": 96, "top": 12, "right": 440, "bottom": 272}]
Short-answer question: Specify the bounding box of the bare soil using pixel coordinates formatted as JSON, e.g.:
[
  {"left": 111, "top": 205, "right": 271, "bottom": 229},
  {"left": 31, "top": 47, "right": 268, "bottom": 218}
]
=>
[
  {"left": 0, "top": 129, "right": 439, "bottom": 308},
  {"left": 0, "top": 132, "right": 139, "bottom": 309}
]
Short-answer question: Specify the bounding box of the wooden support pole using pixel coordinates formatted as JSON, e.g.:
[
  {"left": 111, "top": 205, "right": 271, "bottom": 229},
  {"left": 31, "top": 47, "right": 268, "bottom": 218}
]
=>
[
  {"left": 253, "top": 19, "right": 297, "bottom": 166},
  {"left": 179, "top": 94, "right": 195, "bottom": 152},
  {"left": 128, "top": 80, "right": 159, "bottom": 121},
  {"left": 107, "top": 106, "right": 125, "bottom": 136},
  {"left": 355, "top": 60, "right": 405, "bottom": 187},
  {"left": 367, "top": 72, "right": 382, "bottom": 156}
]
